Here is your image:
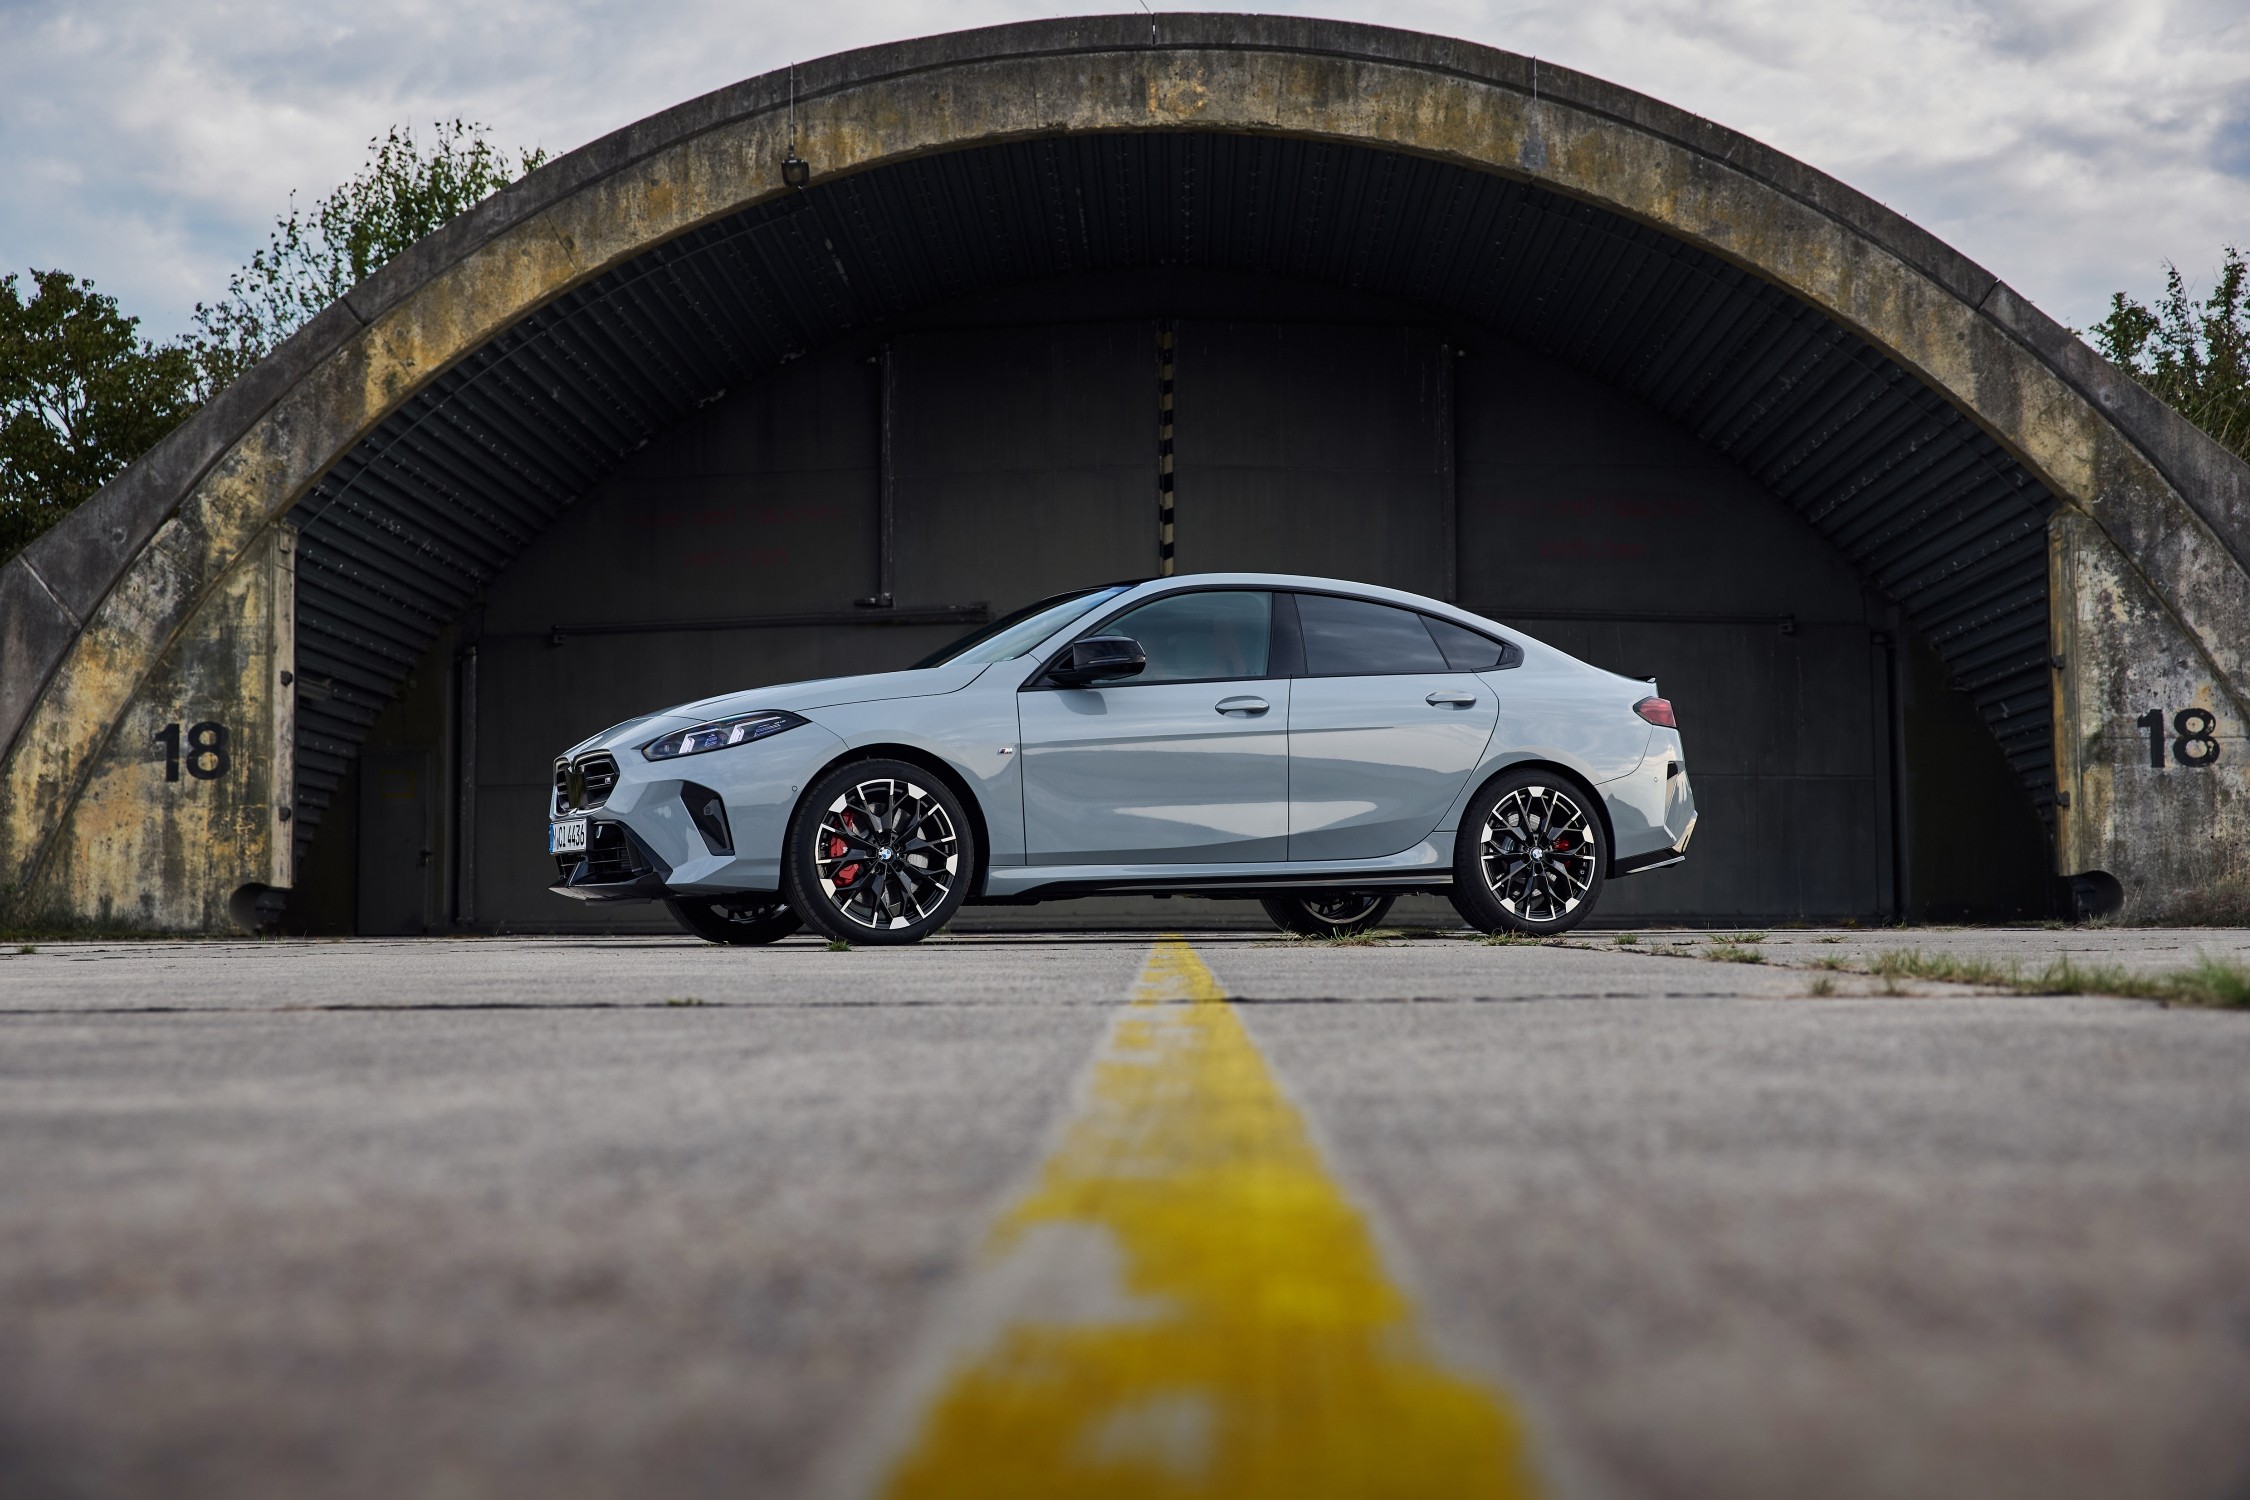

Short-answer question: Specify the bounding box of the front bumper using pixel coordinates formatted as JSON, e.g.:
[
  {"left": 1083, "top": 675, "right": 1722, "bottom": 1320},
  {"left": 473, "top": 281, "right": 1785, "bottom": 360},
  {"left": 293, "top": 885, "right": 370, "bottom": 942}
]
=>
[
  {"left": 550, "top": 820, "right": 672, "bottom": 902},
  {"left": 546, "top": 719, "right": 848, "bottom": 903}
]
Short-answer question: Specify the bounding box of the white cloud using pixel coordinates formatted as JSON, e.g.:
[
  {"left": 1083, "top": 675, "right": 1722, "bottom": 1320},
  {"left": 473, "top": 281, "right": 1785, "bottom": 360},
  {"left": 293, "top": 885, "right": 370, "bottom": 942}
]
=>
[{"left": 2, "top": 0, "right": 2246, "bottom": 337}]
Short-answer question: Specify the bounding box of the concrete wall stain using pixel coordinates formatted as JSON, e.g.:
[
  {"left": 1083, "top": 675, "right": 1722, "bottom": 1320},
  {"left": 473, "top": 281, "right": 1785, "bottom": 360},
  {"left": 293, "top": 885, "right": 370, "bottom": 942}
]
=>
[{"left": 15, "top": 528, "right": 292, "bottom": 930}]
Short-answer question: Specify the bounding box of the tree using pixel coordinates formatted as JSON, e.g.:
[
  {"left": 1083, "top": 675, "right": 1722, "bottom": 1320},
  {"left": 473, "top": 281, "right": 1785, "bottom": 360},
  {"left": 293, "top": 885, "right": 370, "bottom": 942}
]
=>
[
  {"left": 186, "top": 121, "right": 547, "bottom": 394},
  {"left": 2090, "top": 247, "right": 2250, "bottom": 463},
  {"left": 0, "top": 121, "right": 546, "bottom": 563},
  {"left": 0, "top": 270, "right": 200, "bottom": 561}
]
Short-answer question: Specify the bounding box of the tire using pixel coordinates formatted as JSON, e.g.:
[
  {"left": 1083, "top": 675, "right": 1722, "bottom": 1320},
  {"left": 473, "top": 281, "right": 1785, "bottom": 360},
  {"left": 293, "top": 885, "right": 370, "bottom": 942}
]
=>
[
  {"left": 1260, "top": 891, "right": 1397, "bottom": 937},
  {"left": 1449, "top": 769, "right": 1607, "bottom": 936},
  {"left": 782, "top": 759, "right": 975, "bottom": 945},
  {"left": 664, "top": 895, "right": 803, "bottom": 946}
]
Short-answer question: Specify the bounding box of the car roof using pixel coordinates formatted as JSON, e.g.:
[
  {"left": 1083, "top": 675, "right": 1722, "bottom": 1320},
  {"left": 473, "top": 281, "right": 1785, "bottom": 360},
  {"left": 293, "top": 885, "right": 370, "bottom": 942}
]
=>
[{"left": 1103, "top": 572, "right": 1512, "bottom": 636}]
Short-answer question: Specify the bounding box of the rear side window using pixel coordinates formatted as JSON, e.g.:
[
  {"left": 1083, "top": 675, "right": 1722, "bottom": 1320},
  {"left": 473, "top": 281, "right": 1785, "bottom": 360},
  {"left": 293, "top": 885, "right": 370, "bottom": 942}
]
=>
[
  {"left": 1100, "top": 590, "right": 1272, "bottom": 683},
  {"left": 1423, "top": 615, "right": 1508, "bottom": 671},
  {"left": 1295, "top": 593, "right": 1449, "bottom": 675}
]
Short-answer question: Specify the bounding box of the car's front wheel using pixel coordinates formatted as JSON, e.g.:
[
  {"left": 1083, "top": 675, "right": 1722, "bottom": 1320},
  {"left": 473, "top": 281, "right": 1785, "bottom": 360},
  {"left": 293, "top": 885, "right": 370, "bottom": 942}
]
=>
[
  {"left": 1259, "top": 891, "right": 1397, "bottom": 937},
  {"left": 665, "top": 895, "right": 803, "bottom": 946},
  {"left": 783, "top": 759, "right": 975, "bottom": 945},
  {"left": 1449, "top": 769, "right": 1607, "bottom": 936}
]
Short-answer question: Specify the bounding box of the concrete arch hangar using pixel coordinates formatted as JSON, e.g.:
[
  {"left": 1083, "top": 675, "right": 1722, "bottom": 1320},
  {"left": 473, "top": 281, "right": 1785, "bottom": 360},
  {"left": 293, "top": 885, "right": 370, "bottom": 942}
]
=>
[{"left": 4, "top": 16, "right": 2247, "bottom": 933}]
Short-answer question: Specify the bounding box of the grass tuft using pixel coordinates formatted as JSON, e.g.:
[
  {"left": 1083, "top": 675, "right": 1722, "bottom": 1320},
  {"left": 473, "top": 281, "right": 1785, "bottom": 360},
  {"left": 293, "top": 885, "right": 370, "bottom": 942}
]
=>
[
  {"left": 1704, "top": 943, "right": 1766, "bottom": 964},
  {"left": 1806, "top": 975, "right": 1836, "bottom": 997},
  {"left": 1715, "top": 931, "right": 1768, "bottom": 944},
  {"left": 2163, "top": 856, "right": 2250, "bottom": 926},
  {"left": 1320, "top": 928, "right": 1403, "bottom": 947},
  {"left": 1867, "top": 949, "right": 2018, "bottom": 987},
  {"left": 1822, "top": 948, "right": 2250, "bottom": 1009},
  {"left": 663, "top": 996, "right": 706, "bottom": 1007},
  {"left": 14, "top": 943, "right": 32, "bottom": 955},
  {"left": 1479, "top": 930, "right": 1537, "bottom": 946},
  {"left": 824, "top": 938, "right": 854, "bottom": 953},
  {"left": 2169, "top": 955, "right": 2250, "bottom": 1007},
  {"left": 1613, "top": 933, "right": 1639, "bottom": 945}
]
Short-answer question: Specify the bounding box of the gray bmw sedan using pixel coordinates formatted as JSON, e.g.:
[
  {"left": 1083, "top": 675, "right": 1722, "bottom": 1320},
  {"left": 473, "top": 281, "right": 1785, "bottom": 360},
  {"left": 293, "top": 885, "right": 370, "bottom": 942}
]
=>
[{"left": 548, "top": 574, "right": 1695, "bottom": 944}]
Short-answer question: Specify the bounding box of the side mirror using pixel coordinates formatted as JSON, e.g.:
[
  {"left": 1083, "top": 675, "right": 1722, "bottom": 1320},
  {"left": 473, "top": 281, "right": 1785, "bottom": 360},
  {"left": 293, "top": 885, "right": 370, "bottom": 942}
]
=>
[{"left": 1048, "top": 635, "right": 1147, "bottom": 686}]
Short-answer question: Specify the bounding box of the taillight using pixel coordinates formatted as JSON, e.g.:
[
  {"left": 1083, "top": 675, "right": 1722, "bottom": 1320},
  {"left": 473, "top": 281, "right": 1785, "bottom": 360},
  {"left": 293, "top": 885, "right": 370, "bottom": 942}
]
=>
[{"left": 1634, "top": 696, "right": 1676, "bottom": 727}]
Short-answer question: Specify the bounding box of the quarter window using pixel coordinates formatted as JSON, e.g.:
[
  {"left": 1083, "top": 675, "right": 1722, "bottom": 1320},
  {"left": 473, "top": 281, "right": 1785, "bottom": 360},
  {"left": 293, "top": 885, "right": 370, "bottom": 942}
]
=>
[
  {"left": 1295, "top": 593, "right": 1449, "bottom": 675},
  {"left": 1094, "top": 590, "right": 1272, "bottom": 683},
  {"left": 1423, "top": 615, "right": 1508, "bottom": 671}
]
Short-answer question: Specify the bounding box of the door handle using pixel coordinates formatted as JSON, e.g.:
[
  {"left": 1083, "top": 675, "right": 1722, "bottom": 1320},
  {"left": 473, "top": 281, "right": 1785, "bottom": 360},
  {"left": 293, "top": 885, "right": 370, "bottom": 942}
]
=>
[
  {"left": 1427, "top": 691, "right": 1479, "bottom": 707},
  {"left": 1215, "top": 696, "right": 1270, "bottom": 716}
]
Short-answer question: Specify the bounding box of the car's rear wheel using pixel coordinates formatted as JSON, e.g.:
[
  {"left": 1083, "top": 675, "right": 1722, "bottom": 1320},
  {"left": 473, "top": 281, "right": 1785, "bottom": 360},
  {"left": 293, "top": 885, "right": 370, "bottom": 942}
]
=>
[
  {"left": 783, "top": 759, "right": 975, "bottom": 945},
  {"left": 1259, "top": 891, "right": 1397, "bottom": 937},
  {"left": 1449, "top": 769, "right": 1607, "bottom": 936},
  {"left": 665, "top": 895, "right": 803, "bottom": 946}
]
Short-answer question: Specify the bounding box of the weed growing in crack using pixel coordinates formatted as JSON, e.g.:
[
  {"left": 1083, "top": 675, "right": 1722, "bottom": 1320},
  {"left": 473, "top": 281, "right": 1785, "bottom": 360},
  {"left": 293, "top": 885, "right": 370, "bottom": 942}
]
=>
[
  {"left": 1320, "top": 928, "right": 1404, "bottom": 947},
  {"left": 1838, "top": 949, "right": 2250, "bottom": 1008}
]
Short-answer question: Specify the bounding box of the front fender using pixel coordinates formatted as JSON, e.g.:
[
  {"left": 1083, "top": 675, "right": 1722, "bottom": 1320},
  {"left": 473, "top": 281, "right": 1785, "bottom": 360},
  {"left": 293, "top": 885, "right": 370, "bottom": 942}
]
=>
[{"left": 801, "top": 687, "right": 1027, "bottom": 867}]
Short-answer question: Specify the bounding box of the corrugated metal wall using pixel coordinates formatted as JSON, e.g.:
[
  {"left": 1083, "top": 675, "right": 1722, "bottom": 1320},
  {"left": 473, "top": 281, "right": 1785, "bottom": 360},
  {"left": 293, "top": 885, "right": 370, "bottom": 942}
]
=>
[{"left": 288, "top": 131, "right": 2054, "bottom": 864}]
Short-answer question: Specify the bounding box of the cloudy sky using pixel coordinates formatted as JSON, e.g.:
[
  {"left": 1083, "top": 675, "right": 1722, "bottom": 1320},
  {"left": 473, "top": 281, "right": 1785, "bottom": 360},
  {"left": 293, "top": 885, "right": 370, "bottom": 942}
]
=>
[{"left": 3, "top": 0, "right": 2246, "bottom": 341}]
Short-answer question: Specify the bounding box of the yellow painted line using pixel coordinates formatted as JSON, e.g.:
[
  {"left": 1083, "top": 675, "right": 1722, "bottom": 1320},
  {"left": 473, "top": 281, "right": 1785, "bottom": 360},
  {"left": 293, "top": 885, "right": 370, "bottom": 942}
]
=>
[{"left": 878, "top": 936, "right": 1536, "bottom": 1499}]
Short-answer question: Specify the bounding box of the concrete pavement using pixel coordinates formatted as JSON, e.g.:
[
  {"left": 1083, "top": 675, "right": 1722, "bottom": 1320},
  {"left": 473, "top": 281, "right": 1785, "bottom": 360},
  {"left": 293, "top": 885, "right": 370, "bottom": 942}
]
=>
[{"left": 2, "top": 929, "right": 2246, "bottom": 1498}]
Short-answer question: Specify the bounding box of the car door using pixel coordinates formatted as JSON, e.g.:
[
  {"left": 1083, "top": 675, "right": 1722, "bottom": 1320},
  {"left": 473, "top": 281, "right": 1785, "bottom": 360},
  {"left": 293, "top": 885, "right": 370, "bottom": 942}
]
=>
[
  {"left": 1018, "top": 589, "right": 1291, "bottom": 864},
  {"left": 1285, "top": 592, "right": 1502, "bottom": 861}
]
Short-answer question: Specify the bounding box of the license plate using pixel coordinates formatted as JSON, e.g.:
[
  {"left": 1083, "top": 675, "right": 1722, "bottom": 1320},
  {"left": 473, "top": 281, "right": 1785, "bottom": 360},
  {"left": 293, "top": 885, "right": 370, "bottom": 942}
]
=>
[{"left": 550, "top": 818, "right": 588, "bottom": 854}]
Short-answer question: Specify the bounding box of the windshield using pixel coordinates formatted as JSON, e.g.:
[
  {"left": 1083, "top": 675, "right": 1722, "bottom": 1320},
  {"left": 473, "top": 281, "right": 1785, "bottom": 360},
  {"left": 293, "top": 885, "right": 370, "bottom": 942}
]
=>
[{"left": 912, "top": 584, "right": 1136, "bottom": 669}]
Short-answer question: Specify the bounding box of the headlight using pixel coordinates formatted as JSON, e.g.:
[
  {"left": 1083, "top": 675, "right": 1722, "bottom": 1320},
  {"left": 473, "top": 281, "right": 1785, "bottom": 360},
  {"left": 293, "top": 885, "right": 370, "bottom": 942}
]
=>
[{"left": 641, "top": 711, "right": 807, "bottom": 761}]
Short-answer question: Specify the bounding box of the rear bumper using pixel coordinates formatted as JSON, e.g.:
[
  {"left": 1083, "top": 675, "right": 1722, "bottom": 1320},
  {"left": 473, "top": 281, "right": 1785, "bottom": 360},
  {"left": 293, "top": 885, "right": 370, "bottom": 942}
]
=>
[{"left": 1610, "top": 809, "right": 1696, "bottom": 878}]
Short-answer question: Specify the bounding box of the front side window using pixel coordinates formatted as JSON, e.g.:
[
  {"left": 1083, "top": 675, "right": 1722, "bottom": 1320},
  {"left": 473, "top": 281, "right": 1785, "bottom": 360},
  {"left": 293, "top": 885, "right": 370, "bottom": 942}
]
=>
[
  {"left": 1092, "top": 590, "right": 1272, "bottom": 684},
  {"left": 1295, "top": 593, "right": 1449, "bottom": 675},
  {"left": 914, "top": 584, "right": 1133, "bottom": 669}
]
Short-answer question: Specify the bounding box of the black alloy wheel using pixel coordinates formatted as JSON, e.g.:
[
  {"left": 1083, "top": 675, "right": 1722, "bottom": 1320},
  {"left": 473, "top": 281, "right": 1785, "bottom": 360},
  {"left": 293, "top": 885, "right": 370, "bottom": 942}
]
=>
[
  {"left": 783, "top": 759, "right": 975, "bottom": 945},
  {"left": 664, "top": 895, "right": 803, "bottom": 946},
  {"left": 1449, "top": 769, "right": 1607, "bottom": 936},
  {"left": 1260, "top": 890, "right": 1397, "bottom": 937}
]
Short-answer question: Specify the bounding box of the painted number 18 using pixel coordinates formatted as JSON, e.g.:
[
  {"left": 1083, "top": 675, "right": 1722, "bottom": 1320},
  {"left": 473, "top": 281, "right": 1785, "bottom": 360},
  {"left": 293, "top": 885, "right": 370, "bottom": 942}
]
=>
[
  {"left": 2135, "top": 708, "right": 2221, "bottom": 770},
  {"left": 153, "top": 721, "right": 231, "bottom": 782}
]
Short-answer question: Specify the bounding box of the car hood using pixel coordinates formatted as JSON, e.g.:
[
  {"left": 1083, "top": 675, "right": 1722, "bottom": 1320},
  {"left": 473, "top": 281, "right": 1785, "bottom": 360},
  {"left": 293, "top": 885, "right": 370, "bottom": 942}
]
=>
[{"left": 566, "top": 661, "right": 991, "bottom": 757}]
